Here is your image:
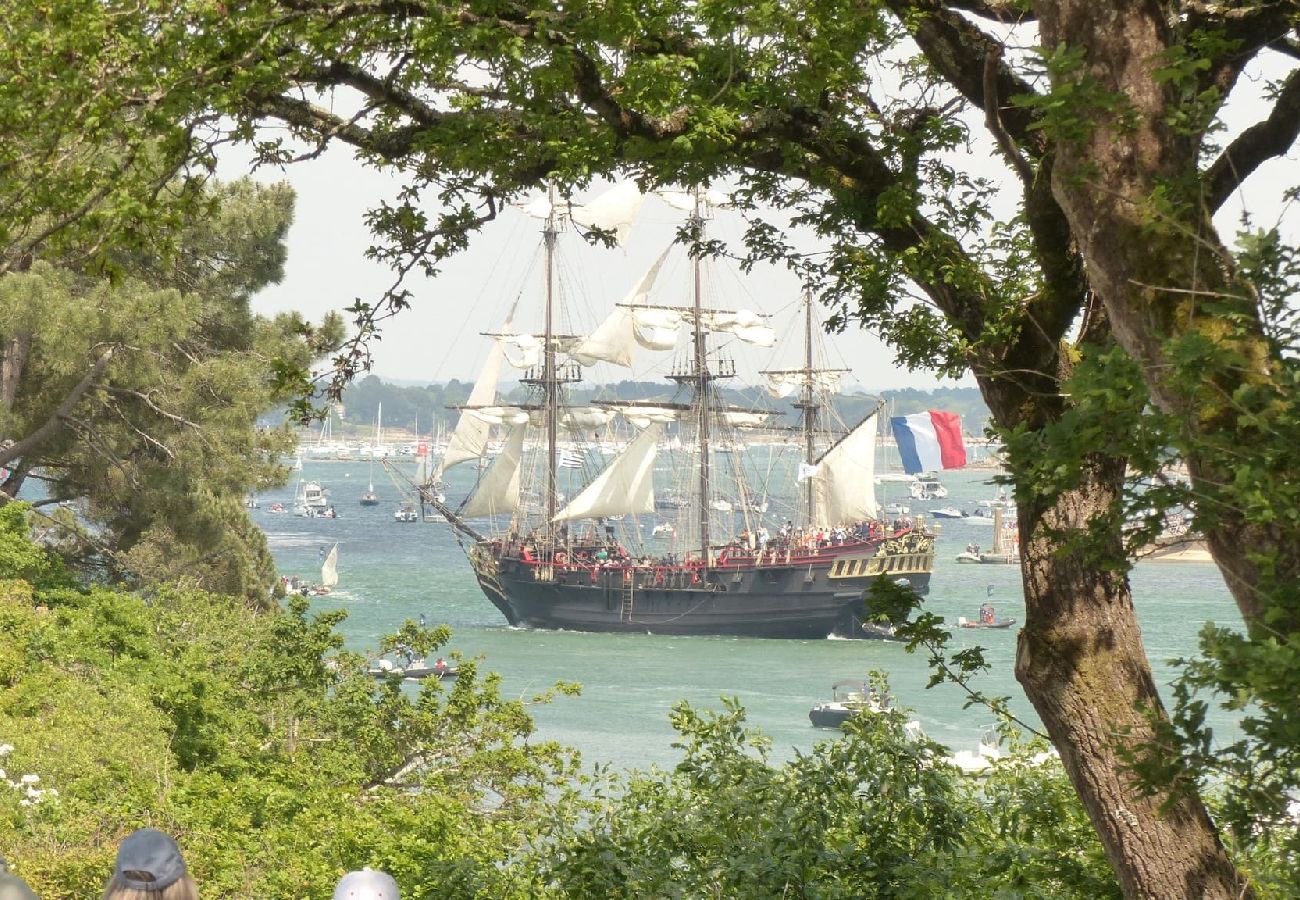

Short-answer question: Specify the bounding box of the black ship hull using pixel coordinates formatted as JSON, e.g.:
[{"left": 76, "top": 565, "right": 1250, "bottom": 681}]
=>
[{"left": 468, "top": 536, "right": 933, "bottom": 639}]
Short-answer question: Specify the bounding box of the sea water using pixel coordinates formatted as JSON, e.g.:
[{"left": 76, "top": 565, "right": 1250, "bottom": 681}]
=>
[{"left": 261, "top": 455, "right": 1239, "bottom": 773}]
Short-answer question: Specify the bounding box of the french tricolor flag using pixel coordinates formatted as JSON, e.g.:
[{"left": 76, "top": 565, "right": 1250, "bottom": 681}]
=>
[{"left": 890, "top": 410, "right": 968, "bottom": 474}]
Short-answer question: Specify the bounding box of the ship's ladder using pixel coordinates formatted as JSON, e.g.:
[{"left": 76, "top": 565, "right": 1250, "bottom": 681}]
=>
[{"left": 620, "top": 570, "right": 635, "bottom": 621}]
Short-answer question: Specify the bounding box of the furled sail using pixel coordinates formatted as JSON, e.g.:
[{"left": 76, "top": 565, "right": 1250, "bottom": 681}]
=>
[
  {"left": 467, "top": 405, "right": 532, "bottom": 426},
  {"left": 619, "top": 405, "right": 680, "bottom": 428},
  {"left": 553, "top": 424, "right": 661, "bottom": 522},
  {"left": 812, "top": 412, "right": 879, "bottom": 525},
  {"left": 723, "top": 411, "right": 770, "bottom": 429},
  {"left": 461, "top": 423, "right": 527, "bottom": 518},
  {"left": 436, "top": 341, "right": 504, "bottom": 477},
  {"left": 321, "top": 544, "right": 339, "bottom": 588},
  {"left": 764, "top": 370, "right": 844, "bottom": 399},
  {"left": 563, "top": 407, "right": 617, "bottom": 428},
  {"left": 571, "top": 248, "right": 672, "bottom": 367}
]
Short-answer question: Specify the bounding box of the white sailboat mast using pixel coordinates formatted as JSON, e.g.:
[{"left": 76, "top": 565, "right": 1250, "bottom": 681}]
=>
[
  {"left": 691, "top": 188, "right": 712, "bottom": 565},
  {"left": 543, "top": 184, "right": 560, "bottom": 542}
]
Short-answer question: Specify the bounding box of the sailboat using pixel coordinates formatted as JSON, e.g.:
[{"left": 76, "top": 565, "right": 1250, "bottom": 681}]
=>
[
  {"left": 319, "top": 543, "right": 339, "bottom": 592},
  {"left": 360, "top": 403, "right": 382, "bottom": 506},
  {"left": 401, "top": 185, "right": 935, "bottom": 639}
]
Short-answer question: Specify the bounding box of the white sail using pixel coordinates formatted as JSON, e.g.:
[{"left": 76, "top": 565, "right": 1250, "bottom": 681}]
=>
[
  {"left": 765, "top": 370, "right": 844, "bottom": 399},
  {"left": 554, "top": 424, "right": 661, "bottom": 522},
  {"left": 321, "top": 544, "right": 339, "bottom": 588},
  {"left": 461, "top": 423, "right": 527, "bottom": 518},
  {"left": 620, "top": 405, "right": 680, "bottom": 428},
  {"left": 498, "top": 333, "right": 543, "bottom": 368},
  {"left": 657, "top": 187, "right": 731, "bottom": 211},
  {"left": 631, "top": 307, "right": 683, "bottom": 349},
  {"left": 517, "top": 182, "right": 645, "bottom": 246},
  {"left": 570, "top": 181, "right": 645, "bottom": 246},
  {"left": 723, "top": 411, "right": 770, "bottom": 429},
  {"left": 468, "top": 405, "right": 532, "bottom": 426},
  {"left": 695, "top": 309, "right": 776, "bottom": 347},
  {"left": 563, "top": 407, "right": 616, "bottom": 428},
  {"left": 570, "top": 247, "right": 672, "bottom": 367},
  {"left": 437, "top": 340, "right": 504, "bottom": 477},
  {"left": 812, "top": 412, "right": 879, "bottom": 526}
]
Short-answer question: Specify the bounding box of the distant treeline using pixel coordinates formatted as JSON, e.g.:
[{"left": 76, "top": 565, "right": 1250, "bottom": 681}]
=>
[{"left": 310, "top": 375, "right": 991, "bottom": 436}]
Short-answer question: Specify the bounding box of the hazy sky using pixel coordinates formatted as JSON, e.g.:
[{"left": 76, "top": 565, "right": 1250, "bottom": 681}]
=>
[
  {"left": 222, "top": 49, "right": 1295, "bottom": 395},
  {"left": 221, "top": 142, "right": 975, "bottom": 395}
]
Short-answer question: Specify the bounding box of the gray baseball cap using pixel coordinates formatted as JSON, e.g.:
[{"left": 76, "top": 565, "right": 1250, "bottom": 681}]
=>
[
  {"left": 333, "top": 868, "right": 400, "bottom": 899},
  {"left": 114, "top": 828, "right": 188, "bottom": 891}
]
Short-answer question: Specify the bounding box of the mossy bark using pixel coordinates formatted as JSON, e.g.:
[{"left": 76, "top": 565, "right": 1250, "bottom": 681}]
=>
[{"left": 1012, "top": 453, "right": 1249, "bottom": 899}]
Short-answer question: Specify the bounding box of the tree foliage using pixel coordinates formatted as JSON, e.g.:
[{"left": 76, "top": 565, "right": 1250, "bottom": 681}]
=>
[
  {"left": 185, "top": 1, "right": 1300, "bottom": 894},
  {"left": 0, "top": 179, "right": 342, "bottom": 605},
  {"left": 0, "top": 505, "right": 581, "bottom": 899}
]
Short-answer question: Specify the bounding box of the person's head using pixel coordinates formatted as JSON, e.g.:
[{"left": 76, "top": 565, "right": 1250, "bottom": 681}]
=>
[
  {"left": 102, "top": 828, "right": 198, "bottom": 900},
  {"left": 0, "top": 856, "right": 38, "bottom": 900},
  {"left": 332, "top": 868, "right": 399, "bottom": 899}
]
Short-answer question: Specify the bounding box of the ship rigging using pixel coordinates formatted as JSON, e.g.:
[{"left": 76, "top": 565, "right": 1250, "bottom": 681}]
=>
[{"left": 388, "top": 185, "right": 936, "bottom": 638}]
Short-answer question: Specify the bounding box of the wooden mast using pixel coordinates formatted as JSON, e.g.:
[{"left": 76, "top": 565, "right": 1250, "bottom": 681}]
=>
[
  {"left": 543, "top": 184, "right": 559, "bottom": 545},
  {"left": 691, "top": 188, "right": 711, "bottom": 566}
]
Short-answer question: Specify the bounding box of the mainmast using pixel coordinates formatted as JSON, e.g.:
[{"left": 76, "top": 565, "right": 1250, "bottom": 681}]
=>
[
  {"left": 691, "top": 189, "right": 712, "bottom": 565},
  {"left": 543, "top": 184, "right": 559, "bottom": 542}
]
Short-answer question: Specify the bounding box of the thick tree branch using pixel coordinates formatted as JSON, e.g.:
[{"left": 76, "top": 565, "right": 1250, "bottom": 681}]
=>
[
  {"left": 982, "top": 46, "right": 1035, "bottom": 185},
  {"left": 1205, "top": 66, "right": 1300, "bottom": 211},
  {"left": 942, "top": 0, "right": 1035, "bottom": 23},
  {"left": 0, "top": 349, "right": 115, "bottom": 470},
  {"left": 885, "top": 0, "right": 1043, "bottom": 150}
]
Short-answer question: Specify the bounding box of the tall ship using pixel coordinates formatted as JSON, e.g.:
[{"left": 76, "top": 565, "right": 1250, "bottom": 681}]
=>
[{"left": 400, "top": 186, "right": 935, "bottom": 639}]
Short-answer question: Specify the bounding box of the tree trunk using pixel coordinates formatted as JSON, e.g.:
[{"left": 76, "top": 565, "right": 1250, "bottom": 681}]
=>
[
  {"left": 0, "top": 331, "right": 31, "bottom": 413},
  {"left": 1013, "top": 452, "right": 1250, "bottom": 899},
  {"left": 1033, "top": 0, "right": 1300, "bottom": 633}
]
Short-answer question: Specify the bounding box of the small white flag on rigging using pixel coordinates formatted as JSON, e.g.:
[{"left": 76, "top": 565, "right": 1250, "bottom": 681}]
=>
[
  {"left": 558, "top": 448, "right": 586, "bottom": 469},
  {"left": 797, "top": 462, "right": 821, "bottom": 482}
]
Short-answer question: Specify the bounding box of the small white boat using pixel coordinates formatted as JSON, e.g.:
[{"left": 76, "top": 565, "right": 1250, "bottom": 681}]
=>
[
  {"left": 808, "top": 679, "right": 889, "bottom": 728},
  {"left": 930, "top": 507, "right": 965, "bottom": 519}
]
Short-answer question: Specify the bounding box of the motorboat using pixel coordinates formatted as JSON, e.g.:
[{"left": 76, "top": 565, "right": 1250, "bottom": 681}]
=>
[
  {"left": 946, "top": 726, "right": 1003, "bottom": 776},
  {"left": 808, "top": 679, "right": 888, "bottom": 728},
  {"left": 930, "top": 507, "right": 965, "bottom": 519},
  {"left": 958, "top": 603, "right": 1017, "bottom": 629},
  {"left": 394, "top": 502, "right": 419, "bottom": 523},
  {"left": 908, "top": 472, "right": 948, "bottom": 500},
  {"left": 955, "top": 508, "right": 1019, "bottom": 565},
  {"left": 368, "top": 658, "right": 458, "bottom": 680}
]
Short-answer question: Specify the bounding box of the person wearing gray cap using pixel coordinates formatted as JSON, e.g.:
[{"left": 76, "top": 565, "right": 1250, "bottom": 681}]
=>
[
  {"left": 101, "top": 828, "right": 199, "bottom": 900},
  {"left": 333, "top": 868, "right": 400, "bottom": 899},
  {"left": 0, "top": 853, "right": 38, "bottom": 900}
]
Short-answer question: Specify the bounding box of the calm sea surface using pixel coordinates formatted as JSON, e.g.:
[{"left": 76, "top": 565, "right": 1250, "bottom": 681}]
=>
[{"left": 256, "top": 454, "right": 1239, "bottom": 773}]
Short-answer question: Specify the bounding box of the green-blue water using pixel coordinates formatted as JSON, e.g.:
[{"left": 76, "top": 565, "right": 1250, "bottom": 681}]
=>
[{"left": 259, "top": 456, "right": 1238, "bottom": 773}]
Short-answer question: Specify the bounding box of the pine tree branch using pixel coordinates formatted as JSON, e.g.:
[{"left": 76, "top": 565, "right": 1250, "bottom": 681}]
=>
[{"left": 0, "top": 349, "right": 115, "bottom": 470}]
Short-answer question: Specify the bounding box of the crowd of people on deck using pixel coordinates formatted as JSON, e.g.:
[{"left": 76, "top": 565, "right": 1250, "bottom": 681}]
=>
[
  {"left": 0, "top": 829, "right": 401, "bottom": 898},
  {"left": 727, "top": 517, "right": 906, "bottom": 557},
  {"left": 500, "top": 513, "right": 920, "bottom": 575}
]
